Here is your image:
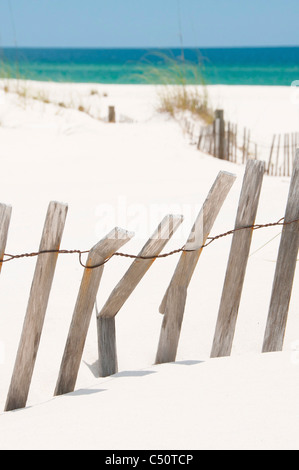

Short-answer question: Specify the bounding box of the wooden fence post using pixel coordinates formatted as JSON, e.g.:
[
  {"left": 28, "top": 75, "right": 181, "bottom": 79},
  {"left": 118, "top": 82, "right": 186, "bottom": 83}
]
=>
[
  {"left": 97, "top": 214, "right": 183, "bottom": 377},
  {"left": 242, "top": 128, "right": 247, "bottom": 164},
  {"left": 108, "top": 106, "right": 116, "bottom": 123},
  {"left": 197, "top": 127, "right": 203, "bottom": 150},
  {"left": 283, "top": 134, "right": 287, "bottom": 176},
  {"left": 262, "top": 154, "right": 299, "bottom": 353},
  {"left": 215, "top": 110, "right": 225, "bottom": 159},
  {"left": 246, "top": 129, "right": 251, "bottom": 161},
  {"left": 210, "top": 160, "right": 265, "bottom": 358},
  {"left": 234, "top": 124, "right": 238, "bottom": 163},
  {"left": 155, "top": 171, "right": 236, "bottom": 365},
  {"left": 286, "top": 134, "right": 290, "bottom": 176},
  {"left": 54, "top": 227, "right": 134, "bottom": 397},
  {"left": 5, "top": 202, "right": 68, "bottom": 412},
  {"left": 0, "top": 204, "right": 12, "bottom": 273},
  {"left": 227, "top": 122, "right": 231, "bottom": 161},
  {"left": 268, "top": 135, "right": 276, "bottom": 174},
  {"left": 275, "top": 134, "right": 281, "bottom": 176},
  {"left": 212, "top": 119, "right": 216, "bottom": 157}
]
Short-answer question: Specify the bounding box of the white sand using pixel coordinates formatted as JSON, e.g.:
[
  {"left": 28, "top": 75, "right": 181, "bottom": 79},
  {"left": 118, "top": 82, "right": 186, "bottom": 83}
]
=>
[{"left": 0, "top": 81, "right": 298, "bottom": 450}]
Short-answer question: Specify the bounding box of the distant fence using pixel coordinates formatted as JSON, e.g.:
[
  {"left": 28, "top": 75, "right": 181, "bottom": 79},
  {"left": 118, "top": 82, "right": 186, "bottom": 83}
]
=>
[
  {"left": 191, "top": 109, "right": 299, "bottom": 177},
  {"left": 1, "top": 155, "right": 299, "bottom": 412}
]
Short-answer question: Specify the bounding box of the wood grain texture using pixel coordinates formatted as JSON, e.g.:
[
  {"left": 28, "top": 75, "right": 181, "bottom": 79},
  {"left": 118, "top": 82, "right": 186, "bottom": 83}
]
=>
[
  {"left": 97, "top": 214, "right": 183, "bottom": 377},
  {"left": 210, "top": 160, "right": 265, "bottom": 358},
  {"left": 99, "top": 215, "right": 184, "bottom": 320},
  {"left": 155, "top": 171, "right": 236, "bottom": 365},
  {"left": 0, "top": 204, "right": 12, "bottom": 273},
  {"left": 5, "top": 202, "right": 68, "bottom": 411},
  {"left": 262, "top": 154, "right": 299, "bottom": 353},
  {"left": 54, "top": 227, "right": 134, "bottom": 396},
  {"left": 159, "top": 172, "right": 236, "bottom": 315},
  {"left": 97, "top": 316, "right": 118, "bottom": 378}
]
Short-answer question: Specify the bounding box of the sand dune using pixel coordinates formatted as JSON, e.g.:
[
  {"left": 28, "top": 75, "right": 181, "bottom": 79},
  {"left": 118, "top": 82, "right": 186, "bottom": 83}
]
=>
[{"left": 0, "top": 81, "right": 298, "bottom": 449}]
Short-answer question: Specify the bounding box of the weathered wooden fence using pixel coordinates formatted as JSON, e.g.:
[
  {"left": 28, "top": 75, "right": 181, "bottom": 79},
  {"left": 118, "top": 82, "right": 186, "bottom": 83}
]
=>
[
  {"left": 195, "top": 110, "right": 299, "bottom": 177},
  {"left": 1, "top": 155, "right": 299, "bottom": 412}
]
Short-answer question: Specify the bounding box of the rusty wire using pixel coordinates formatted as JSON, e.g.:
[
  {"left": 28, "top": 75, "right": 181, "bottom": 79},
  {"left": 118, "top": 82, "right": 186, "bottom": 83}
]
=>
[{"left": 0, "top": 217, "right": 298, "bottom": 269}]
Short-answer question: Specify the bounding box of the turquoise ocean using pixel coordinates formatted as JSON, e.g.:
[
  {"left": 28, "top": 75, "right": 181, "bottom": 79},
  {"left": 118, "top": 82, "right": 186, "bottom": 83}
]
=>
[{"left": 1, "top": 47, "right": 299, "bottom": 86}]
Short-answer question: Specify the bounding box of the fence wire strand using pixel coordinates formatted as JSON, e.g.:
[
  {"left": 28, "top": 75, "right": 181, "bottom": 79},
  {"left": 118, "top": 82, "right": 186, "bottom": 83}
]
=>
[{"left": 0, "top": 217, "right": 298, "bottom": 269}]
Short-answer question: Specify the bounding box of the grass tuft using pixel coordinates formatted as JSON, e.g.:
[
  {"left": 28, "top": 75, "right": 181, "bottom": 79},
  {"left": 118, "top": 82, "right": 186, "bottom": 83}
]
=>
[{"left": 140, "top": 51, "right": 214, "bottom": 124}]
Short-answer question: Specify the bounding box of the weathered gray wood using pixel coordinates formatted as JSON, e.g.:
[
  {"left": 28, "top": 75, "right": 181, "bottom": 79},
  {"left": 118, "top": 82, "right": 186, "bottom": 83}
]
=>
[
  {"left": 97, "top": 214, "right": 183, "bottom": 377},
  {"left": 275, "top": 134, "right": 281, "bottom": 176},
  {"left": 242, "top": 128, "right": 247, "bottom": 164},
  {"left": 210, "top": 160, "right": 265, "bottom": 358},
  {"left": 54, "top": 227, "right": 134, "bottom": 396},
  {"left": 215, "top": 110, "right": 225, "bottom": 159},
  {"left": 212, "top": 120, "right": 216, "bottom": 156},
  {"left": 155, "top": 171, "right": 236, "bottom": 364},
  {"left": 234, "top": 124, "right": 238, "bottom": 163},
  {"left": 0, "top": 204, "right": 12, "bottom": 273},
  {"left": 267, "top": 135, "right": 276, "bottom": 174},
  {"left": 227, "top": 122, "right": 231, "bottom": 161},
  {"left": 262, "top": 154, "right": 299, "bottom": 353},
  {"left": 97, "top": 316, "right": 118, "bottom": 378},
  {"left": 99, "top": 215, "right": 184, "bottom": 320},
  {"left": 5, "top": 202, "right": 68, "bottom": 411},
  {"left": 287, "top": 134, "right": 290, "bottom": 176}
]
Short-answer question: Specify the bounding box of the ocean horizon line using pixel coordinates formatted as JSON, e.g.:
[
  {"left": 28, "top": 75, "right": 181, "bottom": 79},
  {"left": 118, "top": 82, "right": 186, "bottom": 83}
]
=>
[{"left": 1, "top": 45, "right": 299, "bottom": 50}]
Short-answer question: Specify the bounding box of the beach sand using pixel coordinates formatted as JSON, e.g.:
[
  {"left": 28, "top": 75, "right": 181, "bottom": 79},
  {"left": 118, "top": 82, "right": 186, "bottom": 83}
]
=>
[{"left": 0, "top": 81, "right": 298, "bottom": 450}]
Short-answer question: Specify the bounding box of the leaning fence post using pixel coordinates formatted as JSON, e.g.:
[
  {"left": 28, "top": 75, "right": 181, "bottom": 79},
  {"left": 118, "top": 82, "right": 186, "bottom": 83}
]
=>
[
  {"left": 155, "top": 171, "right": 236, "bottom": 365},
  {"left": 262, "top": 154, "right": 299, "bottom": 353},
  {"left": 210, "top": 160, "right": 265, "bottom": 358},
  {"left": 54, "top": 227, "right": 134, "bottom": 397},
  {"left": 5, "top": 202, "right": 68, "bottom": 412},
  {"left": 0, "top": 204, "right": 12, "bottom": 273},
  {"left": 97, "top": 214, "right": 183, "bottom": 377}
]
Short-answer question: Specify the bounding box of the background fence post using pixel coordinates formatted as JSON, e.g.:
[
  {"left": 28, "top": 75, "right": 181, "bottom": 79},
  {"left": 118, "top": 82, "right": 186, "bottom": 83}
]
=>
[
  {"left": 267, "top": 135, "right": 276, "bottom": 174},
  {"left": 54, "top": 227, "right": 134, "bottom": 397},
  {"left": 5, "top": 201, "right": 68, "bottom": 412},
  {"left": 108, "top": 106, "right": 116, "bottom": 123},
  {"left": 242, "top": 128, "right": 246, "bottom": 164},
  {"left": 97, "top": 214, "right": 183, "bottom": 377},
  {"left": 155, "top": 171, "right": 236, "bottom": 365},
  {"left": 215, "top": 109, "right": 225, "bottom": 159},
  {"left": 262, "top": 154, "right": 299, "bottom": 353},
  {"left": 210, "top": 160, "right": 265, "bottom": 358},
  {"left": 275, "top": 134, "right": 281, "bottom": 176}
]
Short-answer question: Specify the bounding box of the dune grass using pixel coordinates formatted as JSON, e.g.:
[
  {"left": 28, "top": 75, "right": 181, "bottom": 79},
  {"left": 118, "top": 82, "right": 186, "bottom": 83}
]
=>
[{"left": 140, "top": 51, "right": 214, "bottom": 124}]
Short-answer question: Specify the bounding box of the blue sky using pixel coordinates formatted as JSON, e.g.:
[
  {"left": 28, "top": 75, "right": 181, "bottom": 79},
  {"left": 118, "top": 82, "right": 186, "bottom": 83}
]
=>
[{"left": 0, "top": 0, "right": 298, "bottom": 48}]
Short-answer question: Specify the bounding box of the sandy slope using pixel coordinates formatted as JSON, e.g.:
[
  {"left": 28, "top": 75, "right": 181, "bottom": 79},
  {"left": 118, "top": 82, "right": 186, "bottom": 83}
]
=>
[
  {"left": 0, "top": 81, "right": 298, "bottom": 449},
  {"left": 1, "top": 352, "right": 299, "bottom": 450}
]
